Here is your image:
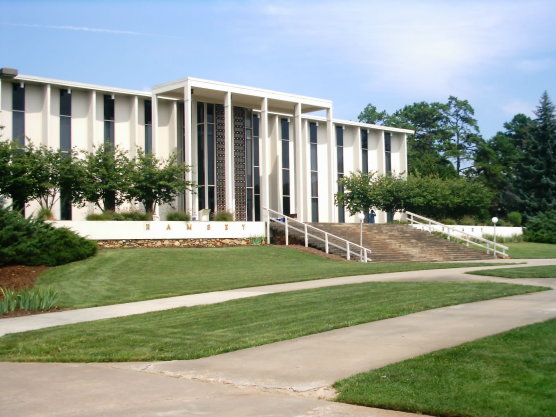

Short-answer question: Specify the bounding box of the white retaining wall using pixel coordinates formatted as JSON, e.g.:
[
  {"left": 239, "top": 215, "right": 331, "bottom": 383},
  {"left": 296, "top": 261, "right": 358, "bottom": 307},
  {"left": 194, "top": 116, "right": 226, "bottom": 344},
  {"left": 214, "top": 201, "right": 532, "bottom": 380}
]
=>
[
  {"left": 410, "top": 224, "right": 522, "bottom": 238},
  {"left": 48, "top": 221, "right": 266, "bottom": 240}
]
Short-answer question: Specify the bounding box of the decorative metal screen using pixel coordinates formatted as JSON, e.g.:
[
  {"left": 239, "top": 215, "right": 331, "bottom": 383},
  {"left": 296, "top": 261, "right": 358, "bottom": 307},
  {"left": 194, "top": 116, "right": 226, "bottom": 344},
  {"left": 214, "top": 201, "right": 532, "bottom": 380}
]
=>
[
  {"left": 233, "top": 107, "right": 248, "bottom": 221},
  {"left": 215, "top": 104, "right": 226, "bottom": 212}
]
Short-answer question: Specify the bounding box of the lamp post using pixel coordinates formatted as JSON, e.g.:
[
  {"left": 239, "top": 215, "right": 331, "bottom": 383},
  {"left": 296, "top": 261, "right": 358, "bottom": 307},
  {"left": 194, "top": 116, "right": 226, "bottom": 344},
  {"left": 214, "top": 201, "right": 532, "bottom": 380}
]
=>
[
  {"left": 357, "top": 212, "right": 365, "bottom": 261},
  {"left": 492, "top": 217, "right": 498, "bottom": 258}
]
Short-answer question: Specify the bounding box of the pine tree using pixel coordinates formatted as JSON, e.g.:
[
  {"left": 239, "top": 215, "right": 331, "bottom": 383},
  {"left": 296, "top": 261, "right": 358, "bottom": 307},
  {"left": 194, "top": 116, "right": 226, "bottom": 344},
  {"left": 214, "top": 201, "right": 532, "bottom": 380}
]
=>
[{"left": 517, "top": 91, "right": 556, "bottom": 216}]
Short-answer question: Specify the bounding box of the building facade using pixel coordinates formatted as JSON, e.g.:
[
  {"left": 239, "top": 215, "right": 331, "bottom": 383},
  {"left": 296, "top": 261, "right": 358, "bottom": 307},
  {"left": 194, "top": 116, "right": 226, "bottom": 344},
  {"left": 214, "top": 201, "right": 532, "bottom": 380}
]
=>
[{"left": 0, "top": 69, "right": 411, "bottom": 223}]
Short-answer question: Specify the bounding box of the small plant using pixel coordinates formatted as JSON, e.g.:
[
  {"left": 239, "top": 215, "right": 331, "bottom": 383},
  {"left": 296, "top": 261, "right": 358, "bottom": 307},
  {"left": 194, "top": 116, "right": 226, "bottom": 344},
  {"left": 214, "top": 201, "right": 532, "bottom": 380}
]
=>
[
  {"left": 36, "top": 207, "right": 54, "bottom": 220},
  {"left": 86, "top": 212, "right": 115, "bottom": 221},
  {"left": 213, "top": 211, "right": 234, "bottom": 221},
  {"left": 0, "top": 288, "right": 18, "bottom": 314},
  {"left": 507, "top": 211, "right": 522, "bottom": 226},
  {"left": 483, "top": 233, "right": 523, "bottom": 243},
  {"left": 166, "top": 211, "right": 191, "bottom": 221},
  {"left": 439, "top": 218, "right": 457, "bottom": 225},
  {"left": 86, "top": 210, "right": 150, "bottom": 221},
  {"left": 459, "top": 215, "right": 478, "bottom": 226},
  {"left": 250, "top": 236, "right": 266, "bottom": 245}
]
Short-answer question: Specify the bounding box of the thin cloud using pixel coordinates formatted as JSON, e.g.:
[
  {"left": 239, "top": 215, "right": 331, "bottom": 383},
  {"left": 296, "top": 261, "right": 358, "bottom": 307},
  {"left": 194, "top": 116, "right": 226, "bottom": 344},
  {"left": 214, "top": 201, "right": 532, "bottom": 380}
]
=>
[{"left": 0, "top": 22, "right": 159, "bottom": 37}]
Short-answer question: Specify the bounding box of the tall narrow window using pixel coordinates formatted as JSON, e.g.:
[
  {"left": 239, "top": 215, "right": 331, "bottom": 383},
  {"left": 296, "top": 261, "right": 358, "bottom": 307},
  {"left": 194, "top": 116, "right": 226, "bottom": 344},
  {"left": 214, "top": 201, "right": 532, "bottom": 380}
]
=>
[
  {"left": 103, "top": 94, "right": 115, "bottom": 148},
  {"left": 384, "top": 132, "right": 392, "bottom": 174},
  {"left": 144, "top": 100, "right": 152, "bottom": 153},
  {"left": 252, "top": 114, "right": 261, "bottom": 221},
  {"left": 60, "top": 89, "right": 72, "bottom": 220},
  {"left": 196, "top": 102, "right": 216, "bottom": 214},
  {"left": 361, "top": 129, "right": 368, "bottom": 174},
  {"left": 12, "top": 83, "right": 25, "bottom": 146},
  {"left": 336, "top": 125, "right": 345, "bottom": 223},
  {"left": 281, "top": 118, "right": 290, "bottom": 216},
  {"left": 309, "top": 122, "right": 319, "bottom": 222},
  {"left": 103, "top": 94, "right": 116, "bottom": 211}
]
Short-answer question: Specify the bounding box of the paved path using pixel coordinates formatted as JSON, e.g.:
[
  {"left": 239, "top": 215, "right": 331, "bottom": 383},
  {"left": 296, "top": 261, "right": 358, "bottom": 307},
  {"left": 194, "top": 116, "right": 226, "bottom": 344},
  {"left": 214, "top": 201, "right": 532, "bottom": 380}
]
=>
[
  {"left": 2, "top": 258, "right": 555, "bottom": 336},
  {"left": 1, "top": 258, "right": 556, "bottom": 416}
]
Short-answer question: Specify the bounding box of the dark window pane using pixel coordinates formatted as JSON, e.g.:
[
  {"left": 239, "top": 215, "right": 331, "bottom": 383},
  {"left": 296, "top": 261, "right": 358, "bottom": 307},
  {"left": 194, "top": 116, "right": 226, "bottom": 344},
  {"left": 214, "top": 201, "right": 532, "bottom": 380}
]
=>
[
  {"left": 144, "top": 100, "right": 152, "bottom": 125},
  {"left": 145, "top": 125, "right": 152, "bottom": 154},
  {"left": 198, "top": 186, "right": 205, "bottom": 210},
  {"left": 312, "top": 198, "right": 319, "bottom": 222},
  {"left": 197, "top": 124, "right": 205, "bottom": 184},
  {"left": 385, "top": 132, "right": 392, "bottom": 152},
  {"left": 282, "top": 139, "right": 289, "bottom": 169},
  {"left": 207, "top": 124, "right": 215, "bottom": 185},
  {"left": 362, "top": 149, "right": 368, "bottom": 173},
  {"left": 254, "top": 194, "right": 261, "bottom": 221},
  {"left": 282, "top": 169, "right": 290, "bottom": 196},
  {"left": 245, "top": 116, "right": 252, "bottom": 129},
  {"left": 254, "top": 167, "right": 260, "bottom": 194},
  {"left": 12, "top": 83, "right": 25, "bottom": 111},
  {"left": 104, "top": 95, "right": 114, "bottom": 121},
  {"left": 309, "top": 122, "right": 317, "bottom": 143},
  {"left": 60, "top": 90, "right": 71, "bottom": 117},
  {"left": 337, "top": 147, "right": 344, "bottom": 174},
  {"left": 253, "top": 114, "right": 259, "bottom": 137},
  {"left": 385, "top": 152, "right": 392, "bottom": 173},
  {"left": 338, "top": 206, "right": 345, "bottom": 223},
  {"left": 311, "top": 171, "right": 318, "bottom": 198},
  {"left": 280, "top": 118, "right": 289, "bottom": 140},
  {"left": 60, "top": 116, "right": 71, "bottom": 151},
  {"left": 247, "top": 190, "right": 253, "bottom": 221},
  {"left": 208, "top": 186, "right": 215, "bottom": 213},
  {"left": 310, "top": 143, "right": 318, "bottom": 171},
  {"left": 336, "top": 126, "right": 343, "bottom": 147},
  {"left": 206, "top": 103, "right": 214, "bottom": 123},
  {"left": 361, "top": 129, "right": 368, "bottom": 149},
  {"left": 253, "top": 136, "right": 259, "bottom": 166},
  {"left": 246, "top": 138, "right": 253, "bottom": 187},
  {"left": 177, "top": 102, "right": 185, "bottom": 162},
  {"left": 197, "top": 102, "right": 204, "bottom": 123},
  {"left": 13, "top": 111, "right": 25, "bottom": 146},
  {"left": 104, "top": 121, "right": 114, "bottom": 147},
  {"left": 283, "top": 196, "right": 290, "bottom": 216}
]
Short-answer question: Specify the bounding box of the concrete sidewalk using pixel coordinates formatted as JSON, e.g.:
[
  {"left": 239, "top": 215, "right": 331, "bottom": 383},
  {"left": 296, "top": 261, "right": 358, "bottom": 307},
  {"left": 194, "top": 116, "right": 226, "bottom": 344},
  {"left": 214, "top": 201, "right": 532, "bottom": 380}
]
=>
[{"left": 2, "top": 258, "right": 555, "bottom": 336}]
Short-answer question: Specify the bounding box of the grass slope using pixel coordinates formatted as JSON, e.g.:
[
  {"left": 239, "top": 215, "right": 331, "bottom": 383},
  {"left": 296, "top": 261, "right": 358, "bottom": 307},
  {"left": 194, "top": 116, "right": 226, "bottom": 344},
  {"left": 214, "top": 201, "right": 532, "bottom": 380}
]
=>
[
  {"left": 469, "top": 265, "right": 556, "bottom": 278},
  {"left": 0, "top": 281, "right": 544, "bottom": 362},
  {"left": 507, "top": 242, "right": 556, "bottom": 259},
  {"left": 334, "top": 318, "right": 556, "bottom": 417},
  {"left": 37, "top": 247, "right": 502, "bottom": 308}
]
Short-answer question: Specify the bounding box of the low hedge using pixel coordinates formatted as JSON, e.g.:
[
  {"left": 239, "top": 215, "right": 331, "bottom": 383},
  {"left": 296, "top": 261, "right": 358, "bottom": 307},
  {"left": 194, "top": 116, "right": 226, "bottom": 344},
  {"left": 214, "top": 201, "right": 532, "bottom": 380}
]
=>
[{"left": 0, "top": 208, "right": 97, "bottom": 266}]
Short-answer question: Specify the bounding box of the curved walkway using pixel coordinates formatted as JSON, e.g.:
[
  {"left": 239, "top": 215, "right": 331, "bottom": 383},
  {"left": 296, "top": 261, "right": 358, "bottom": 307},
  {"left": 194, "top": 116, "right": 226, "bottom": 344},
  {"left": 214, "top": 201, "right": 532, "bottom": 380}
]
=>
[
  {"left": 1, "top": 259, "right": 556, "bottom": 417},
  {"left": 2, "top": 258, "right": 555, "bottom": 337}
]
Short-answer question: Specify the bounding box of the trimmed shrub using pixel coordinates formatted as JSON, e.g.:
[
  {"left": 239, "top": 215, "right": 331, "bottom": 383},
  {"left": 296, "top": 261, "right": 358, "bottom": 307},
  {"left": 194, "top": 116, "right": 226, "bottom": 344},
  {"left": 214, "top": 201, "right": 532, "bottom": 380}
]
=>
[
  {"left": 459, "top": 215, "right": 479, "bottom": 225},
  {"left": 86, "top": 212, "right": 115, "bottom": 221},
  {"left": 523, "top": 211, "right": 556, "bottom": 243},
  {"left": 213, "top": 211, "right": 234, "bottom": 221},
  {"left": 86, "top": 210, "right": 150, "bottom": 221},
  {"left": 507, "top": 211, "right": 522, "bottom": 226},
  {"left": 0, "top": 208, "right": 97, "bottom": 267},
  {"left": 166, "top": 211, "right": 191, "bottom": 221}
]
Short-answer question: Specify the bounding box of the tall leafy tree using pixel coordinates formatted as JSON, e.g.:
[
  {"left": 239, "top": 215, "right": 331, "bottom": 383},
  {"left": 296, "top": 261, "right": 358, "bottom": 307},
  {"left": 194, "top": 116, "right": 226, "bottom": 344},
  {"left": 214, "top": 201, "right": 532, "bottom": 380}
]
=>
[
  {"left": 357, "top": 104, "right": 389, "bottom": 125},
  {"left": 442, "top": 96, "right": 482, "bottom": 175},
  {"left": 516, "top": 91, "right": 556, "bottom": 216},
  {"left": 127, "top": 149, "right": 194, "bottom": 215}
]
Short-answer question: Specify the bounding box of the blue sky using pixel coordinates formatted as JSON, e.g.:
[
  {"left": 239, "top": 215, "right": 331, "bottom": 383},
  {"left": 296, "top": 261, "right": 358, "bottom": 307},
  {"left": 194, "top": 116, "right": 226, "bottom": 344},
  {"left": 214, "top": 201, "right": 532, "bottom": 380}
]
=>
[{"left": 1, "top": 0, "right": 555, "bottom": 139}]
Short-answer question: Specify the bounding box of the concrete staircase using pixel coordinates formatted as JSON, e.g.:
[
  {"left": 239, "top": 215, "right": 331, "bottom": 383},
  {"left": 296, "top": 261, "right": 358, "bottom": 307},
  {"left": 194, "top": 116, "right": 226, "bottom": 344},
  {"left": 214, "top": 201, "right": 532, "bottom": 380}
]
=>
[{"left": 270, "top": 222, "right": 493, "bottom": 262}]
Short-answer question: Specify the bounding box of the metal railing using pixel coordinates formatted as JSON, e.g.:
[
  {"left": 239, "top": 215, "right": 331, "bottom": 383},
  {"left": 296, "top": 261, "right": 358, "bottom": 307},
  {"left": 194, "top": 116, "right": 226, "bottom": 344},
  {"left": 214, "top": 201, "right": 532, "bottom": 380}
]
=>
[
  {"left": 405, "top": 211, "right": 509, "bottom": 258},
  {"left": 264, "top": 208, "right": 372, "bottom": 262}
]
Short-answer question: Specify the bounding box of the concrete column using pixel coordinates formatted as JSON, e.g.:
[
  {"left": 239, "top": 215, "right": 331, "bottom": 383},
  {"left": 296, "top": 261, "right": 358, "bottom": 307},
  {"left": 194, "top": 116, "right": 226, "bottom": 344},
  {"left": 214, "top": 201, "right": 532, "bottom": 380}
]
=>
[
  {"left": 293, "top": 102, "right": 304, "bottom": 221},
  {"left": 88, "top": 90, "right": 96, "bottom": 151},
  {"left": 326, "top": 108, "right": 336, "bottom": 222},
  {"left": 42, "top": 84, "right": 51, "bottom": 147},
  {"left": 224, "top": 91, "right": 235, "bottom": 216},
  {"left": 183, "top": 84, "right": 193, "bottom": 216},
  {"left": 260, "top": 97, "right": 270, "bottom": 215}
]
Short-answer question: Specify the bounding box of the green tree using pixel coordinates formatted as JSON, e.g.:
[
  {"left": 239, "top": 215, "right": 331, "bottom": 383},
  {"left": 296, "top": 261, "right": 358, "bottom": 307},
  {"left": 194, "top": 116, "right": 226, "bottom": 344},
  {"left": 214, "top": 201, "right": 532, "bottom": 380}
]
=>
[
  {"left": 75, "top": 145, "right": 133, "bottom": 212},
  {"left": 442, "top": 96, "right": 482, "bottom": 175},
  {"left": 0, "top": 141, "right": 47, "bottom": 213},
  {"left": 517, "top": 91, "right": 556, "bottom": 216},
  {"left": 357, "top": 104, "right": 389, "bottom": 125},
  {"left": 127, "top": 150, "right": 194, "bottom": 215}
]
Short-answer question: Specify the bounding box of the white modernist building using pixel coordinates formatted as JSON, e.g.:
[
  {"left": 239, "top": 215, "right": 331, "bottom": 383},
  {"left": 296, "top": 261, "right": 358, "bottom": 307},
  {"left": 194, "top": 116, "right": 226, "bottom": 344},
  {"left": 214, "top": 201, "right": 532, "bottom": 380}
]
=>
[{"left": 0, "top": 68, "right": 411, "bottom": 223}]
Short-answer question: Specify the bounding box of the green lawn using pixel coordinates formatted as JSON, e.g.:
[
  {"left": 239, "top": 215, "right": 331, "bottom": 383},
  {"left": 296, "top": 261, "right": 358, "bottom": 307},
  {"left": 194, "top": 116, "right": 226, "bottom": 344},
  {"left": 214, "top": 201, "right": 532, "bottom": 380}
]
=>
[
  {"left": 0, "top": 281, "right": 544, "bottom": 362},
  {"left": 469, "top": 265, "right": 556, "bottom": 279},
  {"left": 36, "top": 247, "right": 503, "bottom": 308},
  {"left": 334, "top": 318, "right": 556, "bottom": 417},
  {"left": 507, "top": 242, "right": 556, "bottom": 259}
]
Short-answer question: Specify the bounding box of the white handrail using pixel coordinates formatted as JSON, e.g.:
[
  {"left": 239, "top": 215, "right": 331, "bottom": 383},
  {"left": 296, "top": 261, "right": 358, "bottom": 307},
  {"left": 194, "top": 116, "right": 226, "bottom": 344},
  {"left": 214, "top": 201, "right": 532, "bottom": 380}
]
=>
[
  {"left": 405, "top": 211, "right": 509, "bottom": 258},
  {"left": 264, "top": 207, "right": 372, "bottom": 262}
]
